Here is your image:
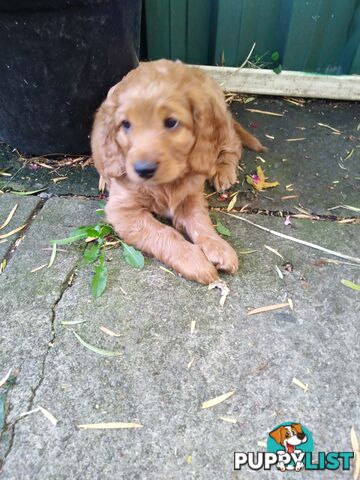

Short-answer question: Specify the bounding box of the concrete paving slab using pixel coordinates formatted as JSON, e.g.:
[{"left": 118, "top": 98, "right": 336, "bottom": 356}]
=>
[
  {"left": 1, "top": 200, "right": 358, "bottom": 479},
  {"left": 0, "top": 194, "right": 41, "bottom": 262},
  {"left": 0, "top": 196, "right": 97, "bottom": 467}
]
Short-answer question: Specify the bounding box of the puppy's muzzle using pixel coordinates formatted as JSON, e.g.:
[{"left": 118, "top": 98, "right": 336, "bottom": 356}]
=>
[{"left": 134, "top": 160, "right": 158, "bottom": 179}]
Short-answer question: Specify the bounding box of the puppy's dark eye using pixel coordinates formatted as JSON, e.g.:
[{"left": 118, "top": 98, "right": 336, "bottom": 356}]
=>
[
  {"left": 121, "top": 120, "right": 131, "bottom": 132},
  {"left": 164, "top": 117, "right": 179, "bottom": 129}
]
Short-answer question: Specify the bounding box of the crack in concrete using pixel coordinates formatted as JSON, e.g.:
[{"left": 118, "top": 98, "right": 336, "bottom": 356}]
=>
[{"left": 0, "top": 265, "right": 77, "bottom": 472}]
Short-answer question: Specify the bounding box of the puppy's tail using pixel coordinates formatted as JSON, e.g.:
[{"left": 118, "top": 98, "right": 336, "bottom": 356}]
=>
[{"left": 233, "top": 120, "right": 268, "bottom": 152}]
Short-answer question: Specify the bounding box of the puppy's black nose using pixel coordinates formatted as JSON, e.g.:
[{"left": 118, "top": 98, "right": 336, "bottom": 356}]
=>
[
  {"left": 134, "top": 160, "right": 158, "bottom": 179},
  {"left": 297, "top": 432, "right": 305, "bottom": 440}
]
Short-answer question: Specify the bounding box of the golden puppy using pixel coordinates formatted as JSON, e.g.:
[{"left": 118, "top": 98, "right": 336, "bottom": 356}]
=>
[{"left": 91, "top": 60, "right": 266, "bottom": 284}]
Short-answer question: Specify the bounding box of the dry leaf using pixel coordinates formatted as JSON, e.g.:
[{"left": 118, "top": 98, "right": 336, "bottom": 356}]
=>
[
  {"left": 38, "top": 405, "right": 58, "bottom": 426},
  {"left": 0, "top": 205, "right": 17, "bottom": 230},
  {"left": 187, "top": 357, "right": 195, "bottom": 369},
  {"left": 201, "top": 391, "right": 235, "bottom": 409},
  {"left": 288, "top": 298, "right": 294, "bottom": 311},
  {"left": 52, "top": 176, "right": 67, "bottom": 184},
  {"left": 0, "top": 223, "right": 27, "bottom": 240},
  {"left": 77, "top": 422, "right": 143, "bottom": 430},
  {"left": 247, "top": 302, "right": 290, "bottom": 315},
  {"left": 318, "top": 122, "right": 341, "bottom": 134},
  {"left": 275, "top": 265, "right": 283, "bottom": 279},
  {"left": 264, "top": 245, "right": 284, "bottom": 260},
  {"left": 281, "top": 195, "right": 298, "bottom": 200},
  {"left": 219, "top": 416, "right": 237, "bottom": 424},
  {"left": 159, "top": 265, "right": 176, "bottom": 276},
  {"left": 0, "top": 368, "right": 12, "bottom": 388},
  {"left": 292, "top": 377, "right": 309, "bottom": 392},
  {"left": 99, "top": 326, "right": 121, "bottom": 337},
  {"left": 208, "top": 280, "right": 230, "bottom": 307},
  {"left": 246, "top": 108, "right": 283, "bottom": 117},
  {"left": 31, "top": 263, "right": 48, "bottom": 273},
  {"left": 227, "top": 193, "right": 238, "bottom": 212}
]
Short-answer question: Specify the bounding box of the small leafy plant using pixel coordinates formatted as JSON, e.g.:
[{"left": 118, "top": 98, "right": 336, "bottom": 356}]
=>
[{"left": 50, "top": 203, "right": 144, "bottom": 298}]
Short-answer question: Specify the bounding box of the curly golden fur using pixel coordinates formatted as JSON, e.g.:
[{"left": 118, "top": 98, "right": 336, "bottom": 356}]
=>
[{"left": 91, "top": 60, "right": 266, "bottom": 284}]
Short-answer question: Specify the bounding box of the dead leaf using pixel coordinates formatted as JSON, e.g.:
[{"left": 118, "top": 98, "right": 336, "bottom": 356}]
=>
[
  {"left": 99, "top": 326, "right": 121, "bottom": 337},
  {"left": 31, "top": 263, "right": 48, "bottom": 273},
  {"left": 38, "top": 405, "right": 58, "bottom": 426},
  {"left": 264, "top": 245, "right": 284, "bottom": 260},
  {"left": 0, "top": 205, "right": 17, "bottom": 230},
  {"left": 247, "top": 302, "right": 290, "bottom": 315},
  {"left": 77, "top": 422, "right": 143, "bottom": 430},
  {"left": 227, "top": 193, "right": 238, "bottom": 212},
  {"left": 201, "top": 391, "right": 235, "bottom": 409},
  {"left": 0, "top": 368, "right": 12, "bottom": 388},
  {"left": 246, "top": 108, "right": 283, "bottom": 117},
  {"left": 292, "top": 377, "right": 309, "bottom": 392},
  {"left": 219, "top": 416, "right": 237, "bottom": 424},
  {"left": 0, "top": 223, "right": 27, "bottom": 240}
]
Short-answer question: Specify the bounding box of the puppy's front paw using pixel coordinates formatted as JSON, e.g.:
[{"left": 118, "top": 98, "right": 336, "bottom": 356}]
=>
[
  {"left": 212, "top": 164, "right": 237, "bottom": 192},
  {"left": 199, "top": 237, "right": 239, "bottom": 273},
  {"left": 176, "top": 244, "right": 219, "bottom": 285}
]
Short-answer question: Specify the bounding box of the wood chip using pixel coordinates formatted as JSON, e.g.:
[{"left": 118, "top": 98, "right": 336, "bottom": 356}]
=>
[
  {"left": 281, "top": 195, "right": 298, "bottom": 200},
  {"left": 77, "top": 422, "right": 143, "bottom": 430},
  {"left": 264, "top": 245, "right": 284, "bottom": 260},
  {"left": 0, "top": 368, "right": 12, "bottom": 388},
  {"left": 201, "top": 391, "right": 235, "bottom": 409},
  {"left": 247, "top": 302, "right": 290, "bottom": 315},
  {"left": 219, "top": 416, "right": 237, "bottom": 424},
  {"left": 0, "top": 223, "right": 27, "bottom": 240},
  {"left": 38, "top": 405, "right": 58, "bottom": 426},
  {"left": 246, "top": 108, "right": 284, "bottom": 117},
  {"left": 208, "top": 280, "right": 230, "bottom": 307},
  {"left": 0, "top": 205, "right": 17, "bottom": 230},
  {"left": 99, "top": 326, "right": 122, "bottom": 337},
  {"left": 292, "top": 377, "right": 309, "bottom": 392},
  {"left": 31, "top": 263, "right": 48, "bottom": 273},
  {"left": 190, "top": 321, "right": 196, "bottom": 334}
]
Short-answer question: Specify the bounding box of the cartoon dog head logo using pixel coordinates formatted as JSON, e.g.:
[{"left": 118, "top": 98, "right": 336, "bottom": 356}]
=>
[{"left": 267, "top": 422, "right": 314, "bottom": 472}]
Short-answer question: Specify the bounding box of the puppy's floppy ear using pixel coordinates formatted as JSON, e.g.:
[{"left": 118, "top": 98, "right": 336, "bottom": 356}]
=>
[
  {"left": 269, "top": 427, "right": 284, "bottom": 445},
  {"left": 186, "top": 83, "right": 230, "bottom": 176},
  {"left": 91, "top": 98, "right": 125, "bottom": 182}
]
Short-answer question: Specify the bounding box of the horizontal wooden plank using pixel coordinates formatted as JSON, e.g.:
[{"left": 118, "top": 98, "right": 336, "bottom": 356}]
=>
[{"left": 196, "top": 66, "right": 360, "bottom": 100}]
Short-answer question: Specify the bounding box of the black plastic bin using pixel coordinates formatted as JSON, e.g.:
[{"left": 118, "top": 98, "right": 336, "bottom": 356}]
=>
[{"left": 0, "top": 0, "right": 141, "bottom": 154}]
